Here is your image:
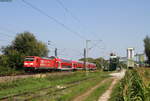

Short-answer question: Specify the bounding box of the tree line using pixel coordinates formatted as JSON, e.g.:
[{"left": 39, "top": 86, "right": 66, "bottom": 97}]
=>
[
  {"left": 0, "top": 31, "right": 150, "bottom": 74},
  {"left": 0, "top": 31, "right": 108, "bottom": 74}
]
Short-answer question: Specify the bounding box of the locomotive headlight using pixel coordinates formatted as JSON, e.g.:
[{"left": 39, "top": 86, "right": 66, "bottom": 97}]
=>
[
  {"left": 24, "top": 63, "right": 33, "bottom": 65},
  {"left": 24, "top": 63, "right": 28, "bottom": 65},
  {"left": 30, "top": 63, "right": 33, "bottom": 65}
]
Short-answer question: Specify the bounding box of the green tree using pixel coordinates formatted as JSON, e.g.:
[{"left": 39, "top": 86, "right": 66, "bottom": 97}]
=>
[
  {"left": 144, "top": 36, "right": 150, "bottom": 65},
  {"left": 79, "top": 57, "right": 94, "bottom": 63},
  {"left": 79, "top": 57, "right": 108, "bottom": 69},
  {"left": 94, "top": 57, "right": 109, "bottom": 69},
  {"left": 1, "top": 31, "right": 49, "bottom": 69},
  {"left": 11, "top": 32, "right": 48, "bottom": 56}
]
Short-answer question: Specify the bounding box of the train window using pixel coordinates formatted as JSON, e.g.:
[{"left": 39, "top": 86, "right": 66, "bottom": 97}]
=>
[
  {"left": 49, "top": 56, "right": 56, "bottom": 60},
  {"left": 62, "top": 65, "right": 71, "bottom": 68},
  {"left": 25, "top": 57, "right": 34, "bottom": 61}
]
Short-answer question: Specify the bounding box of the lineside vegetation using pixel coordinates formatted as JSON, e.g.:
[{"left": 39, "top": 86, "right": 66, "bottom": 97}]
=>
[
  {"left": 0, "top": 71, "right": 110, "bottom": 100},
  {"left": 109, "top": 68, "right": 150, "bottom": 101},
  {"left": 0, "top": 32, "right": 49, "bottom": 75}
]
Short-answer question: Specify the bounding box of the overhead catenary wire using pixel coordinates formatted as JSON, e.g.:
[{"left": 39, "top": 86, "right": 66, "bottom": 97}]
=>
[
  {"left": 0, "top": 32, "right": 14, "bottom": 38},
  {"left": 89, "top": 40, "right": 102, "bottom": 50},
  {"left": 48, "top": 41, "right": 83, "bottom": 59},
  {"left": 55, "top": 0, "right": 104, "bottom": 53},
  {"left": 0, "top": 32, "right": 14, "bottom": 44},
  {"left": 55, "top": 0, "right": 80, "bottom": 23},
  {"left": 0, "top": 38, "right": 11, "bottom": 43},
  {"left": 0, "top": 26, "right": 16, "bottom": 39},
  {"left": 0, "top": 31, "right": 14, "bottom": 47},
  {"left": 55, "top": 0, "right": 101, "bottom": 39},
  {"left": 0, "top": 39, "right": 9, "bottom": 42},
  {"left": 22, "top": 0, "right": 86, "bottom": 40},
  {"left": 0, "top": 28, "right": 16, "bottom": 46},
  {"left": 0, "top": 26, "right": 16, "bottom": 35},
  {"left": 22, "top": 0, "right": 104, "bottom": 60}
]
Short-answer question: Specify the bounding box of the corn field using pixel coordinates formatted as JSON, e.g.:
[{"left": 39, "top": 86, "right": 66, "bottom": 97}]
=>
[{"left": 110, "top": 68, "right": 150, "bottom": 101}]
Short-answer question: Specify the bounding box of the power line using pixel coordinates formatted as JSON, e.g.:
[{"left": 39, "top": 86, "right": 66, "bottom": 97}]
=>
[
  {"left": 0, "top": 32, "right": 14, "bottom": 38},
  {"left": 0, "top": 38, "right": 11, "bottom": 43},
  {"left": 89, "top": 40, "right": 102, "bottom": 50},
  {"left": 22, "top": 0, "right": 103, "bottom": 59},
  {"left": 47, "top": 41, "right": 83, "bottom": 58},
  {"left": 0, "top": 32, "right": 13, "bottom": 45},
  {"left": 22, "top": 0, "right": 86, "bottom": 40},
  {"left": 55, "top": 0, "right": 101, "bottom": 39},
  {"left": 55, "top": 0, "right": 104, "bottom": 59},
  {"left": 55, "top": 0, "right": 80, "bottom": 23},
  {"left": 0, "top": 26, "right": 16, "bottom": 39},
  {"left": 0, "top": 26, "right": 17, "bottom": 35}
]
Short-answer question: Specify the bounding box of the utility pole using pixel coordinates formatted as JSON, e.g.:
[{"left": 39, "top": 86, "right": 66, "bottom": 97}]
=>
[
  {"left": 55, "top": 48, "right": 57, "bottom": 57},
  {"left": 84, "top": 48, "right": 86, "bottom": 69},
  {"left": 48, "top": 41, "right": 58, "bottom": 57},
  {"left": 48, "top": 40, "right": 51, "bottom": 45},
  {"left": 47, "top": 40, "right": 51, "bottom": 57},
  {"left": 86, "top": 40, "right": 91, "bottom": 74}
]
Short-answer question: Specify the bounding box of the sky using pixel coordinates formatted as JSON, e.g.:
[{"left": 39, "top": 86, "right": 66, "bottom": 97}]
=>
[{"left": 0, "top": 0, "right": 150, "bottom": 60}]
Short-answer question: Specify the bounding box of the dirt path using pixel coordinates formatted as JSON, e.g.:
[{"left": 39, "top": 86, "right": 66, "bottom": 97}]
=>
[
  {"left": 98, "top": 78, "right": 117, "bottom": 101},
  {"left": 72, "top": 70, "right": 126, "bottom": 101},
  {"left": 72, "top": 78, "right": 111, "bottom": 101},
  {"left": 98, "top": 69, "right": 126, "bottom": 101}
]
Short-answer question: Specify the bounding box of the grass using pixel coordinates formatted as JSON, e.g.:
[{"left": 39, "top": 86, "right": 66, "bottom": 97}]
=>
[
  {"left": 0, "top": 71, "right": 110, "bottom": 100},
  {"left": 109, "top": 80, "right": 124, "bottom": 101},
  {"left": 60, "top": 76, "right": 110, "bottom": 101},
  {"left": 33, "top": 74, "right": 110, "bottom": 101},
  {"left": 0, "top": 77, "right": 52, "bottom": 98},
  {"left": 84, "top": 78, "right": 113, "bottom": 101}
]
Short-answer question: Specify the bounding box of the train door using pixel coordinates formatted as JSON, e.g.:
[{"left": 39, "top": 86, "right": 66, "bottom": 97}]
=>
[
  {"left": 58, "top": 61, "right": 62, "bottom": 69},
  {"left": 54, "top": 60, "right": 61, "bottom": 69}
]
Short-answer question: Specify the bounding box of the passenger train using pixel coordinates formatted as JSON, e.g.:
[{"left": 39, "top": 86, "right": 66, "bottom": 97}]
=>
[{"left": 23, "top": 56, "right": 96, "bottom": 71}]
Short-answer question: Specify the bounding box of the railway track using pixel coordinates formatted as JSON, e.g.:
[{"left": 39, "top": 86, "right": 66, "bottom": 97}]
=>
[
  {"left": 25, "top": 78, "right": 96, "bottom": 101},
  {"left": 0, "top": 71, "right": 74, "bottom": 83},
  {"left": 0, "top": 70, "right": 72, "bottom": 77},
  {"left": 0, "top": 76, "right": 96, "bottom": 101}
]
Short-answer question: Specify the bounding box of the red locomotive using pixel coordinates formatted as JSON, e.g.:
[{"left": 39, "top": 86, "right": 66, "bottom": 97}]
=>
[{"left": 23, "top": 56, "right": 96, "bottom": 71}]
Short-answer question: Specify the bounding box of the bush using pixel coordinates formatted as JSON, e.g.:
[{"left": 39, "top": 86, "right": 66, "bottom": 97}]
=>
[
  {"left": 0, "top": 66, "right": 25, "bottom": 76},
  {"left": 0, "top": 66, "right": 16, "bottom": 76}
]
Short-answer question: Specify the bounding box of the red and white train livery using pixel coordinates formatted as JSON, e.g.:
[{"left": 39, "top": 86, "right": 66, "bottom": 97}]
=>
[{"left": 23, "top": 56, "right": 96, "bottom": 71}]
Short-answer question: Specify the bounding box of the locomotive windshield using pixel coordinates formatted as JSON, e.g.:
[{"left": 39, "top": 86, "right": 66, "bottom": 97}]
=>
[
  {"left": 49, "top": 56, "right": 56, "bottom": 59},
  {"left": 25, "top": 57, "right": 34, "bottom": 61}
]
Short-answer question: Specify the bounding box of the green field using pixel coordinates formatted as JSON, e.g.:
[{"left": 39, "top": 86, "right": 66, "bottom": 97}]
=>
[{"left": 0, "top": 71, "right": 111, "bottom": 101}]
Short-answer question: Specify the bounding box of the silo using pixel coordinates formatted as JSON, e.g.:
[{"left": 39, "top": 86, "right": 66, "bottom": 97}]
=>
[{"left": 127, "top": 48, "right": 135, "bottom": 68}]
